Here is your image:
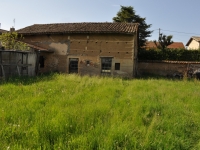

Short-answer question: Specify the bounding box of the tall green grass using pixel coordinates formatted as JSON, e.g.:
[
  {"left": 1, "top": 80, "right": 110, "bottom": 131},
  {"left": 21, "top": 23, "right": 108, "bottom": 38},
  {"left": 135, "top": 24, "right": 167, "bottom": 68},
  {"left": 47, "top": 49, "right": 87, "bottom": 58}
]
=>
[{"left": 0, "top": 74, "right": 200, "bottom": 149}]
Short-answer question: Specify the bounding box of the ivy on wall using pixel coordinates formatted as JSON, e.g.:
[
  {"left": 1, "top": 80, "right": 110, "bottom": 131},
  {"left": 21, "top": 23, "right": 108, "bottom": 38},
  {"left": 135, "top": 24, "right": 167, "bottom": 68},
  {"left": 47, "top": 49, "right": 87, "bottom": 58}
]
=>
[{"left": 138, "top": 49, "right": 200, "bottom": 61}]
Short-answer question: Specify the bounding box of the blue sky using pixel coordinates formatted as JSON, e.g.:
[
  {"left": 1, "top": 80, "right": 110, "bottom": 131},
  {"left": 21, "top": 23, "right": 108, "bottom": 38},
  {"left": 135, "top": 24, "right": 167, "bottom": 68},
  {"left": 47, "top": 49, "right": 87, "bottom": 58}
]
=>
[{"left": 1, "top": 0, "right": 200, "bottom": 45}]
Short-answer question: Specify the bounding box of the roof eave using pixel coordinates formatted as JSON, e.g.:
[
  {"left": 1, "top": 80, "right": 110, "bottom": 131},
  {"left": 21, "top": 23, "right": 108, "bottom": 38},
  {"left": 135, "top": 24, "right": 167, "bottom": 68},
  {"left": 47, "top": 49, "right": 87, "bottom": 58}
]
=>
[
  {"left": 18, "top": 31, "right": 136, "bottom": 35},
  {"left": 186, "top": 38, "right": 193, "bottom": 46}
]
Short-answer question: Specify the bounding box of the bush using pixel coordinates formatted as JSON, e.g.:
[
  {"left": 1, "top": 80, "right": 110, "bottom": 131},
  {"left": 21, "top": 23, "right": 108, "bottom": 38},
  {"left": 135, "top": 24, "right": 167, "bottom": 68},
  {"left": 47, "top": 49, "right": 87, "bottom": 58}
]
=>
[{"left": 138, "top": 48, "right": 200, "bottom": 61}]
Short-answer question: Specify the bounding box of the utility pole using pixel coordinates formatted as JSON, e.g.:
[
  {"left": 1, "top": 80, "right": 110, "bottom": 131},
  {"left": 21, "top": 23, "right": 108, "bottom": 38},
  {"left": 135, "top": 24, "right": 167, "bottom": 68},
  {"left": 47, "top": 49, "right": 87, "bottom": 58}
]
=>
[
  {"left": 159, "top": 28, "right": 161, "bottom": 37},
  {"left": 13, "top": 19, "right": 15, "bottom": 28}
]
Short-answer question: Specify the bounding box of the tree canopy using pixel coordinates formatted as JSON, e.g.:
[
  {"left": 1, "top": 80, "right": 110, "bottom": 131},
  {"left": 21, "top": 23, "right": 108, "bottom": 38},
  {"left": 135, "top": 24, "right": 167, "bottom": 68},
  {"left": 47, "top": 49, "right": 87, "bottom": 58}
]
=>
[
  {"left": 0, "top": 31, "right": 29, "bottom": 51},
  {"left": 113, "top": 6, "right": 152, "bottom": 48},
  {"left": 154, "top": 33, "right": 173, "bottom": 50}
]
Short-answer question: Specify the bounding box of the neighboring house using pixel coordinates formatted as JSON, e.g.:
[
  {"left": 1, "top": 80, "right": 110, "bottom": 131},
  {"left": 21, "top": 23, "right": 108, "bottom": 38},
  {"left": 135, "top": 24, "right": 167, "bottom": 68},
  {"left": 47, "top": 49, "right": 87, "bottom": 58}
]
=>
[
  {"left": 17, "top": 22, "right": 139, "bottom": 78},
  {"left": 144, "top": 41, "right": 185, "bottom": 50},
  {"left": 0, "top": 29, "right": 7, "bottom": 34},
  {"left": 186, "top": 36, "right": 200, "bottom": 50},
  {"left": 167, "top": 42, "right": 185, "bottom": 49}
]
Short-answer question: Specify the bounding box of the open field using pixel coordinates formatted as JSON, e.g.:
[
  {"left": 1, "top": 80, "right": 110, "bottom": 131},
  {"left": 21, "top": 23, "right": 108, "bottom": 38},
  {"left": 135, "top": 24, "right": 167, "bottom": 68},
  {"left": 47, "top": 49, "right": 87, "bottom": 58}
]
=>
[{"left": 0, "top": 74, "right": 200, "bottom": 149}]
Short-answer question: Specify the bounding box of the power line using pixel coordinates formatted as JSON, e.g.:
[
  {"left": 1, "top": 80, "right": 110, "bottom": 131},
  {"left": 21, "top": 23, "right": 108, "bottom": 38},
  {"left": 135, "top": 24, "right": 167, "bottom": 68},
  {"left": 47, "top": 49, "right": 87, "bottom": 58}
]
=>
[
  {"left": 153, "top": 31, "right": 193, "bottom": 37},
  {"left": 153, "top": 28, "right": 200, "bottom": 36}
]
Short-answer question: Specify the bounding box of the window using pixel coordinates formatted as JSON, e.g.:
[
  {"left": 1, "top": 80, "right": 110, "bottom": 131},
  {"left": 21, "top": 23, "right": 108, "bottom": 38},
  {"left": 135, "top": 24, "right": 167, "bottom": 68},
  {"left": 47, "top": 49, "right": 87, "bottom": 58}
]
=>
[
  {"left": 86, "top": 60, "right": 90, "bottom": 65},
  {"left": 69, "top": 58, "right": 79, "bottom": 73},
  {"left": 115, "top": 63, "right": 120, "bottom": 70},
  {"left": 101, "top": 57, "right": 112, "bottom": 74}
]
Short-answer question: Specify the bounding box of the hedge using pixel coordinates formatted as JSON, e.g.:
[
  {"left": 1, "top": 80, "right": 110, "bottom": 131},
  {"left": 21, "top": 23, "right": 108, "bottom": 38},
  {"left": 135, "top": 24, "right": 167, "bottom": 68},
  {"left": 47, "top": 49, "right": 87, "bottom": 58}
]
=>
[{"left": 138, "top": 49, "right": 200, "bottom": 61}]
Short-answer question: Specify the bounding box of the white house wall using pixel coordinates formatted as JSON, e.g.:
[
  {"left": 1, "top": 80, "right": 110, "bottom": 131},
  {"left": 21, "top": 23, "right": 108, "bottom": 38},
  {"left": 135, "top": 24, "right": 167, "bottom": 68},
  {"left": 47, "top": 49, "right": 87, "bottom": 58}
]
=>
[{"left": 187, "top": 39, "right": 200, "bottom": 50}]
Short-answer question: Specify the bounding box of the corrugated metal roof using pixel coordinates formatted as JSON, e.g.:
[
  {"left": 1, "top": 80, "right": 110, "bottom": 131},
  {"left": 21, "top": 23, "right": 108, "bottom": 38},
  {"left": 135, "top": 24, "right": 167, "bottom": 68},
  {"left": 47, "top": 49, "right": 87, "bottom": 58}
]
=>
[{"left": 17, "top": 22, "right": 139, "bottom": 35}]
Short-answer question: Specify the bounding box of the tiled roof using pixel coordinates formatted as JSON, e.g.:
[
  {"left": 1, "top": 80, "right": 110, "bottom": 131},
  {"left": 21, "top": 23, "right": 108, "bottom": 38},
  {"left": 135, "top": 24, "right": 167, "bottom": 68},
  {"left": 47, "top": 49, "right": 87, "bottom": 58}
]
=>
[
  {"left": 18, "top": 41, "right": 52, "bottom": 52},
  {"left": 145, "top": 41, "right": 158, "bottom": 48},
  {"left": 192, "top": 36, "right": 200, "bottom": 42},
  {"left": 139, "top": 60, "right": 200, "bottom": 64},
  {"left": 145, "top": 41, "right": 185, "bottom": 49},
  {"left": 26, "top": 43, "right": 50, "bottom": 52},
  {"left": 167, "top": 42, "right": 185, "bottom": 49},
  {"left": 186, "top": 36, "right": 200, "bottom": 46},
  {"left": 17, "top": 22, "right": 139, "bottom": 35}
]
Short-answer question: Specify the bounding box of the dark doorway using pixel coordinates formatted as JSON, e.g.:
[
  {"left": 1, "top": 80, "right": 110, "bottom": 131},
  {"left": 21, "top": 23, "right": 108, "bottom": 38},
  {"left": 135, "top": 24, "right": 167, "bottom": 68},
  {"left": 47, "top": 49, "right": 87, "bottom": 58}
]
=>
[
  {"left": 39, "top": 56, "right": 44, "bottom": 68},
  {"left": 69, "top": 58, "right": 79, "bottom": 73}
]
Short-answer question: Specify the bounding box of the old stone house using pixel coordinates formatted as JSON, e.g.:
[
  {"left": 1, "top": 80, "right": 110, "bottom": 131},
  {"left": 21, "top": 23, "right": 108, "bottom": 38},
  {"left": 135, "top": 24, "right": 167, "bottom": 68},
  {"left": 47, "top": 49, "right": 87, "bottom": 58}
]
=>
[{"left": 17, "top": 22, "right": 139, "bottom": 78}]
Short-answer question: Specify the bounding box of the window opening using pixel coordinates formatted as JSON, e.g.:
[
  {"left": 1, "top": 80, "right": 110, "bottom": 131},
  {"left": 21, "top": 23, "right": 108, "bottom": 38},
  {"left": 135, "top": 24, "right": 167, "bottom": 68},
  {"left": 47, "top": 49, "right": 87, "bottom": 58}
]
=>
[
  {"left": 69, "top": 58, "right": 79, "bottom": 73},
  {"left": 115, "top": 63, "right": 120, "bottom": 70},
  {"left": 101, "top": 57, "right": 112, "bottom": 75},
  {"left": 86, "top": 60, "right": 90, "bottom": 66}
]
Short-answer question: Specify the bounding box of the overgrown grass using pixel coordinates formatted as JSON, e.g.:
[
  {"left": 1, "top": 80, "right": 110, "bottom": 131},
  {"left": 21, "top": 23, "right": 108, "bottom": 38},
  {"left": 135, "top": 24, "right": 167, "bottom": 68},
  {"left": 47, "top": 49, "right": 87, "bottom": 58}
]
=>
[{"left": 0, "top": 73, "right": 200, "bottom": 149}]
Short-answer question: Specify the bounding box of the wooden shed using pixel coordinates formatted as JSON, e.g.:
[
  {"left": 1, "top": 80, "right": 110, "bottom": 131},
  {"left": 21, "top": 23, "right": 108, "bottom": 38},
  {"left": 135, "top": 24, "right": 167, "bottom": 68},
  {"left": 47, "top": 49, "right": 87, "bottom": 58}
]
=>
[{"left": 0, "top": 50, "right": 37, "bottom": 79}]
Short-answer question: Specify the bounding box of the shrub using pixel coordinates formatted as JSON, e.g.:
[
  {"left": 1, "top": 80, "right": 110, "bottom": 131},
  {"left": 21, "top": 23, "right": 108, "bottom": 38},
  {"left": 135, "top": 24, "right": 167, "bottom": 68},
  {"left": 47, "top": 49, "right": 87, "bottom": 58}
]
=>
[{"left": 138, "top": 48, "right": 200, "bottom": 61}]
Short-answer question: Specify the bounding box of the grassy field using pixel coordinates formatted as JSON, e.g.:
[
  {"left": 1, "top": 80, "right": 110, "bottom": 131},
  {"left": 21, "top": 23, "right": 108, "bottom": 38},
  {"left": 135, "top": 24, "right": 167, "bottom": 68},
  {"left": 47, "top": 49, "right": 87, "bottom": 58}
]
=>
[{"left": 0, "top": 74, "right": 200, "bottom": 149}]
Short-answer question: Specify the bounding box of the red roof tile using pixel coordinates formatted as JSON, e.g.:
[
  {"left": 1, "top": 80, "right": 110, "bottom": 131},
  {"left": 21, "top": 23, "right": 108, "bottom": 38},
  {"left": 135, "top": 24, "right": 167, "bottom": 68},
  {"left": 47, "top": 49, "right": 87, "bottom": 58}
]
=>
[
  {"left": 145, "top": 41, "right": 157, "bottom": 49},
  {"left": 18, "top": 41, "right": 52, "bottom": 52},
  {"left": 26, "top": 43, "right": 50, "bottom": 52},
  {"left": 167, "top": 42, "right": 185, "bottom": 49},
  {"left": 145, "top": 41, "right": 185, "bottom": 49},
  {"left": 139, "top": 60, "right": 200, "bottom": 64},
  {"left": 17, "top": 22, "right": 139, "bottom": 35}
]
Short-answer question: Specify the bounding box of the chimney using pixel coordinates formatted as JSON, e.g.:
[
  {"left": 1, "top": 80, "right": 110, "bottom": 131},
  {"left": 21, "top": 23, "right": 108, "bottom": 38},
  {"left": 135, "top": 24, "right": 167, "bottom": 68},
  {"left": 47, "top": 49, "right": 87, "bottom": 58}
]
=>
[{"left": 10, "top": 27, "right": 15, "bottom": 32}]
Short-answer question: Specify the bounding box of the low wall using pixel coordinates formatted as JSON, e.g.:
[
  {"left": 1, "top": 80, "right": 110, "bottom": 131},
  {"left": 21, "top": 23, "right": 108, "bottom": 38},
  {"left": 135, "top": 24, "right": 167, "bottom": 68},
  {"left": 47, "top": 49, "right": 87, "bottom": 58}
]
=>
[{"left": 138, "top": 60, "right": 200, "bottom": 77}]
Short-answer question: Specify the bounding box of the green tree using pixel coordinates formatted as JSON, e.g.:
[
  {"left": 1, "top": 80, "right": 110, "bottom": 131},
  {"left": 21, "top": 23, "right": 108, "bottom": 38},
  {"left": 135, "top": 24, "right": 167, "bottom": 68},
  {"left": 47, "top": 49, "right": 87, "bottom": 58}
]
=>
[
  {"left": 154, "top": 33, "right": 173, "bottom": 50},
  {"left": 0, "top": 31, "right": 29, "bottom": 50},
  {"left": 113, "top": 6, "right": 152, "bottom": 48}
]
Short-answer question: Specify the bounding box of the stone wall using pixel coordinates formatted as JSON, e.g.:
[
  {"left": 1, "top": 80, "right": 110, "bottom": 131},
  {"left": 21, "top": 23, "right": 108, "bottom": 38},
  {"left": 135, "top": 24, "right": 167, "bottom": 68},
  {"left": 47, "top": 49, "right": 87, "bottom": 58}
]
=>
[{"left": 138, "top": 61, "right": 200, "bottom": 77}]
